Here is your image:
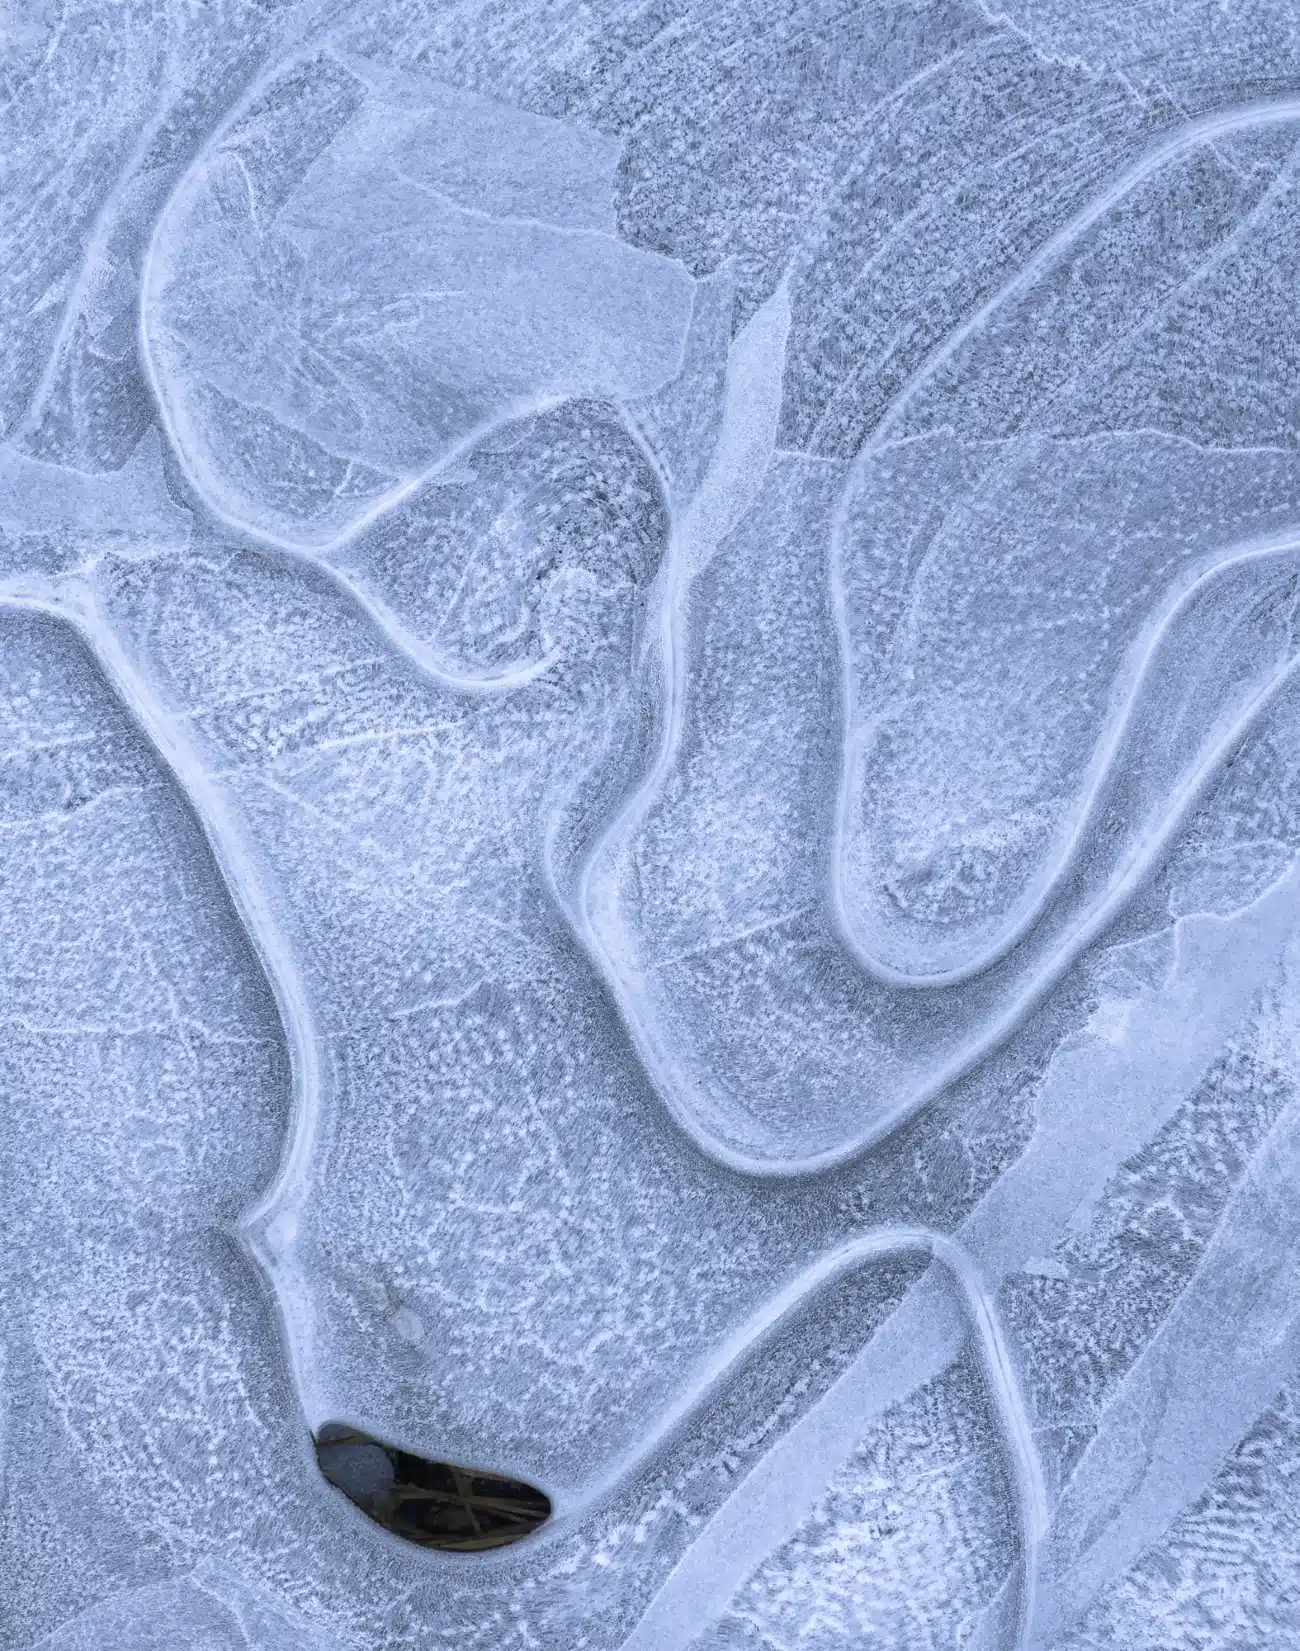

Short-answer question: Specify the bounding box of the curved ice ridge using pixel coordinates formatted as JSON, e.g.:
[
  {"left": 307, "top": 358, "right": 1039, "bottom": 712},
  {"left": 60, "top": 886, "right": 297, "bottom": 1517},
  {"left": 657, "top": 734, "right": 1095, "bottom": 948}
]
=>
[
  {"left": 10, "top": 83, "right": 1300, "bottom": 1651},
  {"left": 141, "top": 309, "right": 572, "bottom": 696},
  {"left": 20, "top": 503, "right": 1292, "bottom": 1636},
  {"left": 834, "top": 525, "right": 1300, "bottom": 993},
  {"left": 579, "top": 95, "right": 1300, "bottom": 1178},
  {"left": 0, "top": 576, "right": 324, "bottom": 1381},
  {"left": 0, "top": 579, "right": 1044, "bottom": 1649},
  {"left": 830, "top": 92, "right": 1300, "bottom": 990},
  {"left": 137, "top": 36, "right": 689, "bottom": 700},
  {"left": 619, "top": 1227, "right": 1047, "bottom": 1651},
  {"left": 583, "top": 515, "right": 1300, "bottom": 1178},
  {"left": 617, "top": 856, "right": 1300, "bottom": 1651}
]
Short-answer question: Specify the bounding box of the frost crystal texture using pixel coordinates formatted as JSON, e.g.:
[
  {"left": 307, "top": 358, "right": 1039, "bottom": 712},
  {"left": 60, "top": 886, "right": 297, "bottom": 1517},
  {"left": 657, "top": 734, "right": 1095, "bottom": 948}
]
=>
[{"left": 4, "top": 3, "right": 1300, "bottom": 1649}]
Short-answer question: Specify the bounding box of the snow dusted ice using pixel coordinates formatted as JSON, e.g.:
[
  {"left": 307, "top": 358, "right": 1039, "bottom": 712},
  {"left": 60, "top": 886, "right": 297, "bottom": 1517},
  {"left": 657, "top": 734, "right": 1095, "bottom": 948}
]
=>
[{"left": 4, "top": 1, "right": 1300, "bottom": 1646}]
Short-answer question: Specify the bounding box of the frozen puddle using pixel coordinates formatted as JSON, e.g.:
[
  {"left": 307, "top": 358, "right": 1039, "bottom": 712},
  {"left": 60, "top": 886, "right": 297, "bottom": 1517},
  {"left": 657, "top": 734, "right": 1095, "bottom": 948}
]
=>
[{"left": 7, "top": 7, "right": 1300, "bottom": 1651}]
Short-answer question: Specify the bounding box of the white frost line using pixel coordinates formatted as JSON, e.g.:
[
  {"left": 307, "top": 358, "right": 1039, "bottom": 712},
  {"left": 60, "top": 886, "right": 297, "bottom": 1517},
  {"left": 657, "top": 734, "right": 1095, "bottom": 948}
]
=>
[
  {"left": 829, "top": 94, "right": 1300, "bottom": 989},
  {"left": 16, "top": 0, "right": 342, "bottom": 443},
  {"left": 786, "top": 533, "right": 1300, "bottom": 1178},
  {"left": 0, "top": 578, "right": 1042, "bottom": 1620},
  {"left": 144, "top": 336, "right": 570, "bottom": 695},
  {"left": 567, "top": 507, "right": 690, "bottom": 1061},
  {"left": 613, "top": 854, "right": 1300, "bottom": 1646},
  {"left": 833, "top": 526, "right": 1300, "bottom": 988},
  {"left": 0, "top": 581, "right": 323, "bottom": 1327},
  {"left": 616, "top": 1227, "right": 1046, "bottom": 1651},
  {"left": 570, "top": 102, "right": 1300, "bottom": 1180},
  {"left": 132, "top": 32, "right": 575, "bottom": 700},
  {"left": 871, "top": 95, "right": 1300, "bottom": 454},
  {"left": 573, "top": 524, "right": 1300, "bottom": 1178},
  {"left": 569, "top": 296, "right": 804, "bottom": 1175}
]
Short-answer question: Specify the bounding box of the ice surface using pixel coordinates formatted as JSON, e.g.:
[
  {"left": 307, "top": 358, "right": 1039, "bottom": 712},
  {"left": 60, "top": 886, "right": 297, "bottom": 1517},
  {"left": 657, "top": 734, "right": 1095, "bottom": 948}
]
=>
[
  {"left": 31, "top": 1560, "right": 348, "bottom": 1651},
  {"left": 141, "top": 45, "right": 693, "bottom": 551},
  {"left": 4, "top": 3, "right": 1300, "bottom": 1649}
]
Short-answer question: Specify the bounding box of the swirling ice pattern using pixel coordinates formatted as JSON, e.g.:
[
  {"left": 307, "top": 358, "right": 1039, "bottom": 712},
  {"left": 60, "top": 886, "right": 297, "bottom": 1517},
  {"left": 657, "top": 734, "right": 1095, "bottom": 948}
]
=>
[{"left": 6, "top": 8, "right": 1300, "bottom": 1651}]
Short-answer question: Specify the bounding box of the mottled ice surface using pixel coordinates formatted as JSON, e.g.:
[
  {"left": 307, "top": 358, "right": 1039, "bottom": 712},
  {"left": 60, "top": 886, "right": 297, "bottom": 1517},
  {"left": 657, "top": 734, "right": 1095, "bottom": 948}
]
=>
[{"left": 4, "top": 1, "right": 1300, "bottom": 1646}]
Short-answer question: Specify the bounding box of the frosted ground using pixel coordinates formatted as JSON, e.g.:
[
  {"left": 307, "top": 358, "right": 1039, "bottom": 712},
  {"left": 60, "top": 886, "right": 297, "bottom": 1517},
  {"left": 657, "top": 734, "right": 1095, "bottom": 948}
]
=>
[{"left": 4, "top": 0, "right": 1300, "bottom": 1645}]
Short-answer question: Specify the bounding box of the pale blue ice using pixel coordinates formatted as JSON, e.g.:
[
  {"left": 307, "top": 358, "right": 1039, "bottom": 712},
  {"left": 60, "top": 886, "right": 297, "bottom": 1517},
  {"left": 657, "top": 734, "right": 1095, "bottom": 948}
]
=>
[{"left": 4, "top": 3, "right": 1300, "bottom": 1648}]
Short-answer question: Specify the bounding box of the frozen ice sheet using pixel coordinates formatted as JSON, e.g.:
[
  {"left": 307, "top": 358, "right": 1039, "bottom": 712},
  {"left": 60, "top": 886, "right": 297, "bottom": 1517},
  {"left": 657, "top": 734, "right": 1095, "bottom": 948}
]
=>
[{"left": 4, "top": 4, "right": 1300, "bottom": 1650}]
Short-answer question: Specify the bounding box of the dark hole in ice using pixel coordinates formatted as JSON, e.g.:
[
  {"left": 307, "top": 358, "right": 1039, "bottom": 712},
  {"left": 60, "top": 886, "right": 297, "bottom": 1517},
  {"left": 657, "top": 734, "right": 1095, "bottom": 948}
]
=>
[{"left": 313, "top": 1422, "right": 551, "bottom": 1551}]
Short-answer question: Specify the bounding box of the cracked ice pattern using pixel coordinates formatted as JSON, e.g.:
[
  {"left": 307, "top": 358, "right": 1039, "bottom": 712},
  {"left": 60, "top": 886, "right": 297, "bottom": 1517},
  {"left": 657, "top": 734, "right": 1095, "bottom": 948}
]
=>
[{"left": 4, "top": 3, "right": 1300, "bottom": 1649}]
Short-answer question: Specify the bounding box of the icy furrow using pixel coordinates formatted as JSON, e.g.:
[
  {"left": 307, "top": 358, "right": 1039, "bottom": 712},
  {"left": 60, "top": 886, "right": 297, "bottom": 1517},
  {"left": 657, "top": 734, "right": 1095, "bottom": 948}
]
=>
[
  {"left": 618, "top": 859, "right": 1300, "bottom": 1647},
  {"left": 620, "top": 1225, "right": 1044, "bottom": 1651},
  {"left": 0, "top": 576, "right": 325, "bottom": 1373},
  {"left": 0, "top": 579, "right": 1038, "bottom": 1607},
  {"left": 831, "top": 96, "right": 1300, "bottom": 990}
]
